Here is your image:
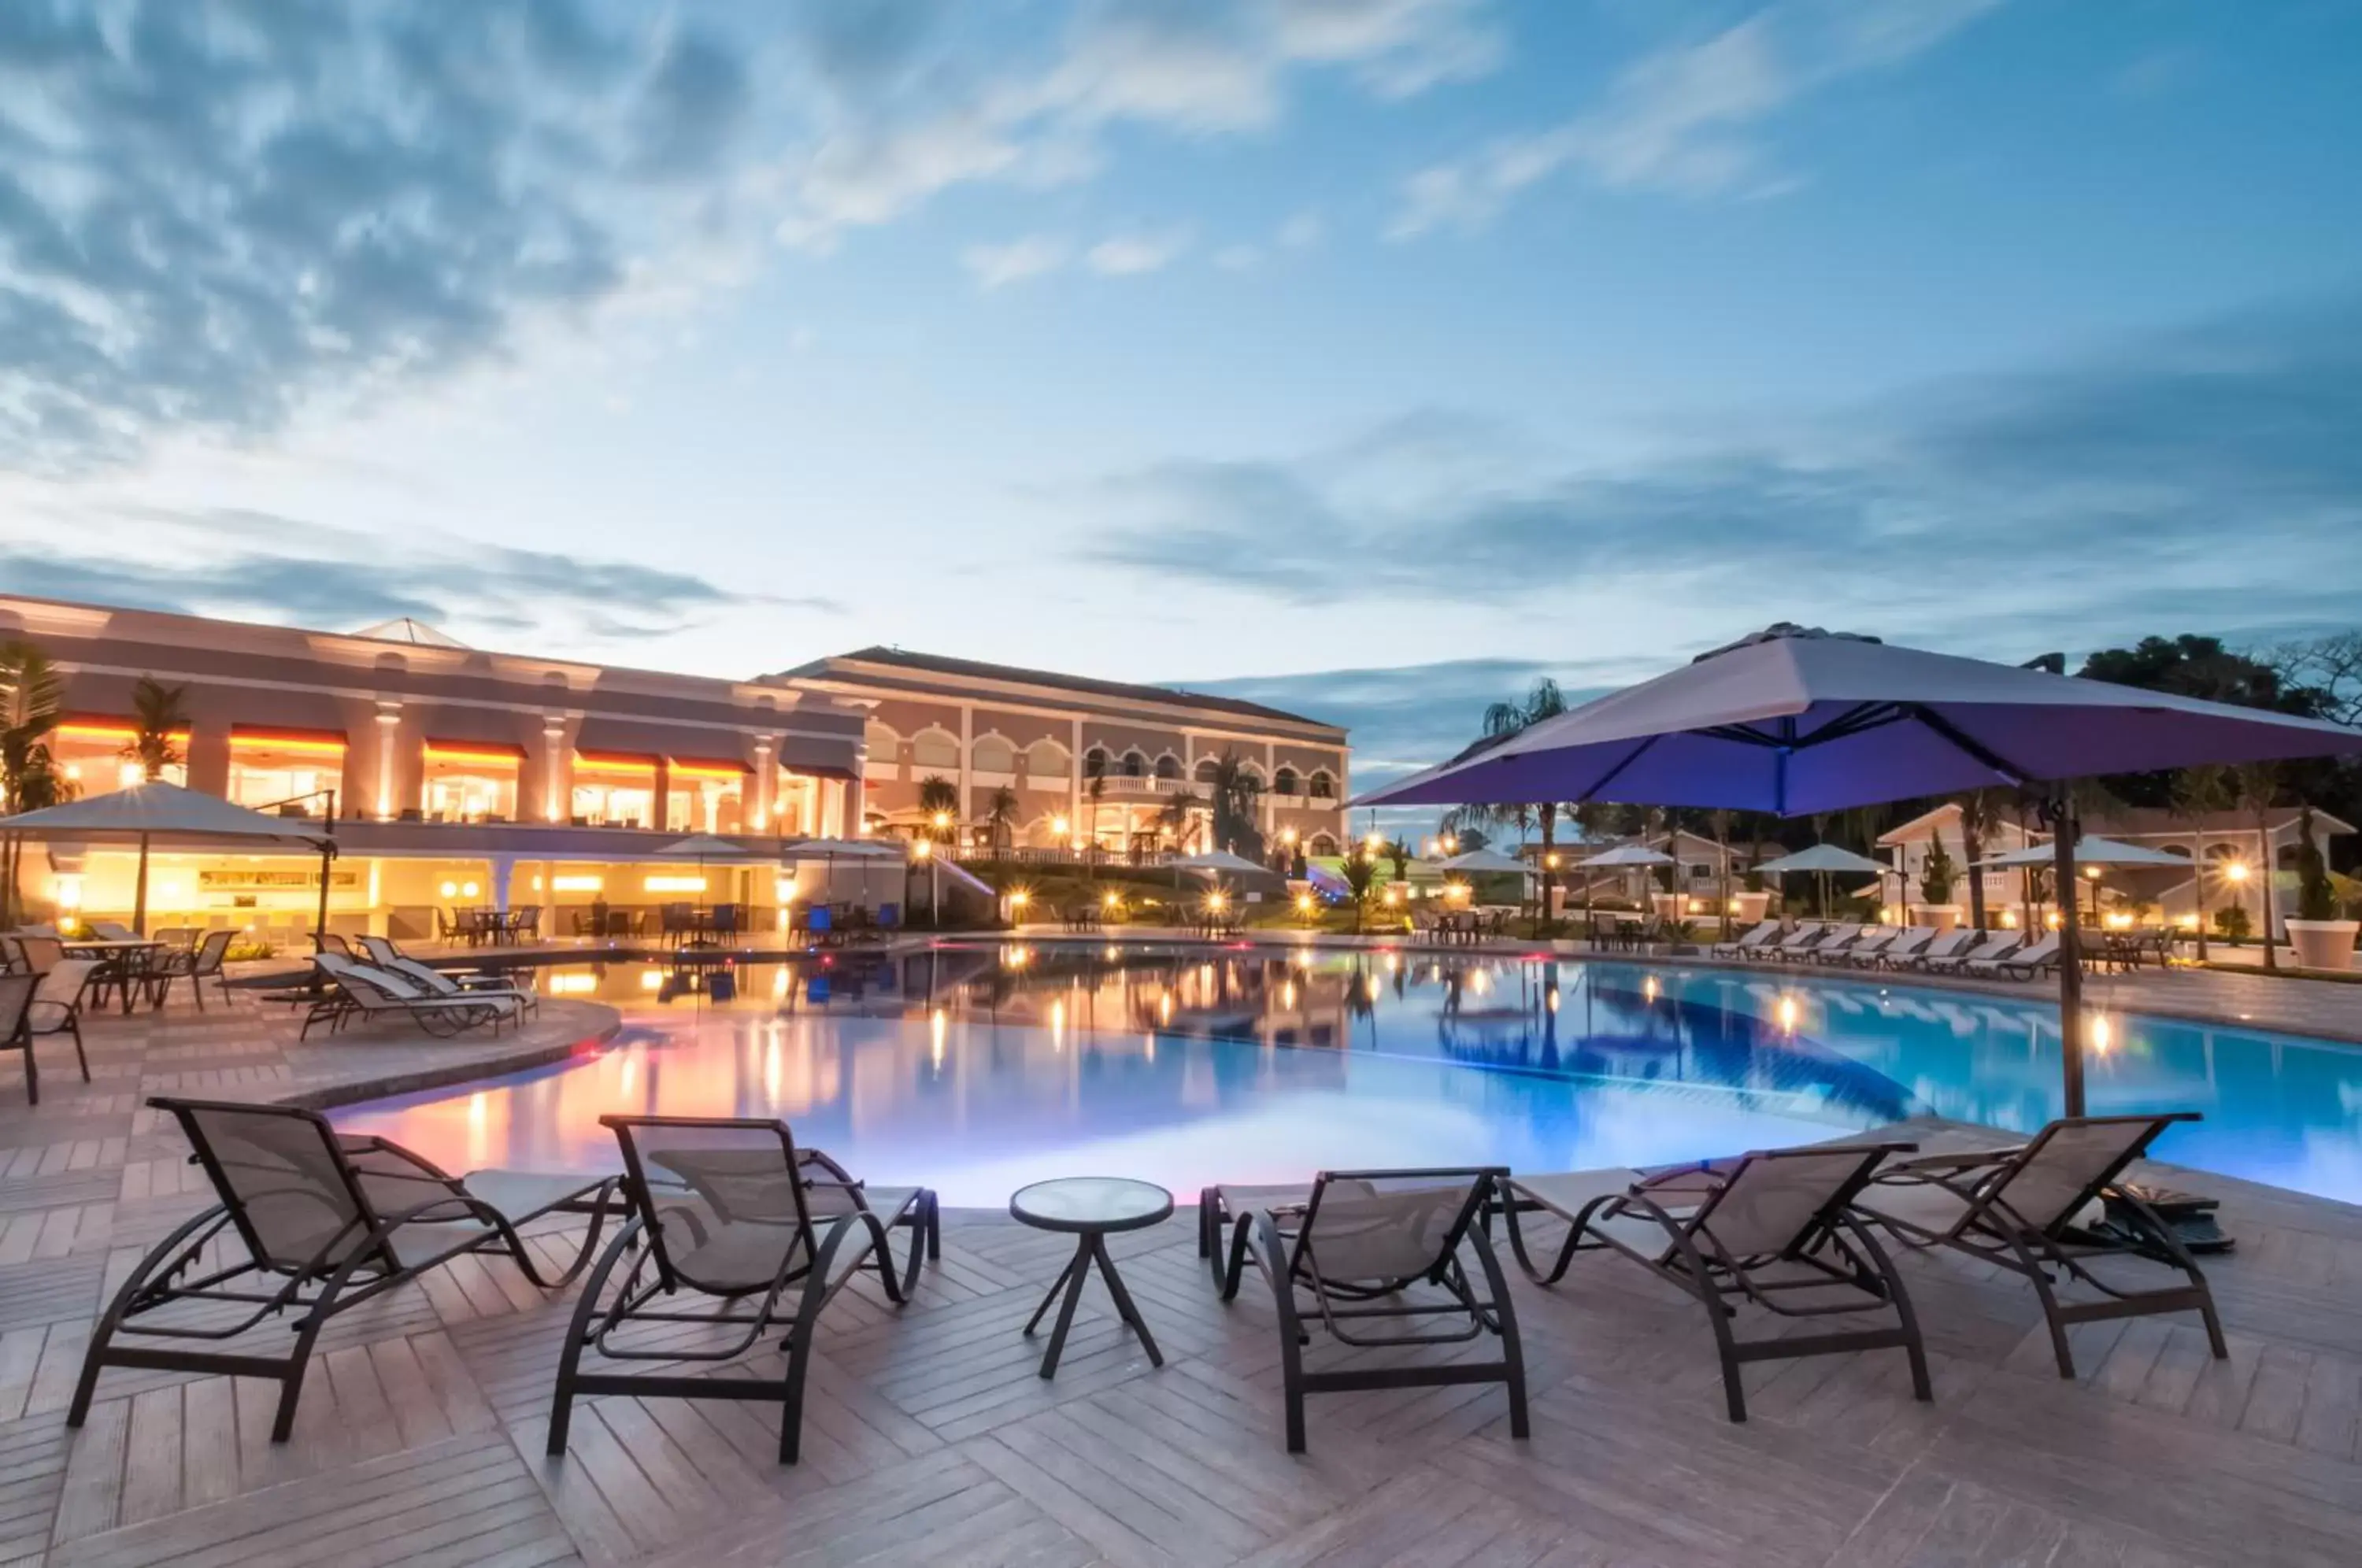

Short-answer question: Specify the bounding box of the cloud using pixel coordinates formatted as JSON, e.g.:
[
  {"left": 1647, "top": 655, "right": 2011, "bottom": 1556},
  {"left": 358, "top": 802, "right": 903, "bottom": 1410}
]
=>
[
  {"left": 0, "top": 505, "right": 840, "bottom": 645},
  {"left": 1390, "top": 0, "right": 1998, "bottom": 236},
  {"left": 1085, "top": 227, "right": 1191, "bottom": 276},
  {"left": 775, "top": 0, "right": 1506, "bottom": 250},
  {"left": 1081, "top": 288, "right": 2362, "bottom": 653},
  {"left": 962, "top": 235, "right": 1072, "bottom": 290},
  {"left": 0, "top": 1, "right": 764, "bottom": 472}
]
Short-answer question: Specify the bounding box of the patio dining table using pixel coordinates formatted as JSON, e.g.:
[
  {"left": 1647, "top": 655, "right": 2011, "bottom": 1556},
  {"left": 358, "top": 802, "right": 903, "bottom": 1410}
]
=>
[{"left": 62, "top": 937, "right": 168, "bottom": 1014}]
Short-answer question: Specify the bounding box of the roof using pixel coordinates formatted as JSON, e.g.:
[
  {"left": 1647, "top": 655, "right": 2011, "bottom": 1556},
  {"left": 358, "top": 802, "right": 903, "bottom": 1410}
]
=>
[
  {"left": 1883, "top": 801, "right": 2355, "bottom": 842},
  {"left": 779, "top": 646, "right": 1344, "bottom": 734},
  {"left": 352, "top": 616, "right": 470, "bottom": 649}
]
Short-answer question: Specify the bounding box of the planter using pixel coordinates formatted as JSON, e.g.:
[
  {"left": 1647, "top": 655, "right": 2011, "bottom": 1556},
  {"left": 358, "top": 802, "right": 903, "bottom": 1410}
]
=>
[
  {"left": 1909, "top": 903, "right": 1964, "bottom": 932},
  {"left": 2284, "top": 919, "right": 2360, "bottom": 971}
]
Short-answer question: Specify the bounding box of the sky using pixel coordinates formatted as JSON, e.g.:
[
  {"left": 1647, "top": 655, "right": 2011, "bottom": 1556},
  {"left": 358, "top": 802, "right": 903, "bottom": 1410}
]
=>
[{"left": 2, "top": 0, "right": 2360, "bottom": 792}]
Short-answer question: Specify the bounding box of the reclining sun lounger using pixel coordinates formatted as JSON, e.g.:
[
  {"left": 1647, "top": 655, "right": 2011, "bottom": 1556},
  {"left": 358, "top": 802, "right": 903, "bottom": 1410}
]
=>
[
  {"left": 1499, "top": 1144, "right": 1930, "bottom": 1422},
  {"left": 304, "top": 953, "right": 518, "bottom": 1038},
  {"left": 1710, "top": 919, "right": 1780, "bottom": 960},
  {"left": 1817, "top": 926, "right": 1896, "bottom": 967},
  {"left": 1853, "top": 1114, "right": 2226, "bottom": 1378},
  {"left": 1868, "top": 927, "right": 1937, "bottom": 968},
  {"left": 1212, "top": 1167, "right": 1524, "bottom": 1452},
  {"left": 550, "top": 1115, "right": 938, "bottom": 1465},
  {"left": 1968, "top": 933, "right": 2060, "bottom": 980},
  {"left": 1897, "top": 927, "right": 1974, "bottom": 969},
  {"left": 1920, "top": 931, "right": 2020, "bottom": 974},
  {"left": 69, "top": 1097, "right": 616, "bottom": 1440},
  {"left": 1757, "top": 922, "right": 1828, "bottom": 962}
]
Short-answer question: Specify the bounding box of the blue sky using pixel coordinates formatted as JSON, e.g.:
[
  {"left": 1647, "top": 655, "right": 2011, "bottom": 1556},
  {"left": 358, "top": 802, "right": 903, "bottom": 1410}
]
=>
[{"left": 2, "top": 0, "right": 2359, "bottom": 787}]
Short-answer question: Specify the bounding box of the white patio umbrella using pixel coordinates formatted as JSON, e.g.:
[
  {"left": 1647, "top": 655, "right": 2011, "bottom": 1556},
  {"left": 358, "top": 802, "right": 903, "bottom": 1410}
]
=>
[
  {"left": 0, "top": 781, "right": 331, "bottom": 938},
  {"left": 1753, "top": 842, "right": 1901, "bottom": 919},
  {"left": 1357, "top": 623, "right": 2362, "bottom": 1113},
  {"left": 1975, "top": 834, "right": 2192, "bottom": 926},
  {"left": 1572, "top": 842, "right": 1676, "bottom": 919},
  {"left": 1437, "top": 847, "right": 1535, "bottom": 875},
  {"left": 1170, "top": 849, "right": 1271, "bottom": 877},
  {"left": 657, "top": 834, "right": 776, "bottom": 921}
]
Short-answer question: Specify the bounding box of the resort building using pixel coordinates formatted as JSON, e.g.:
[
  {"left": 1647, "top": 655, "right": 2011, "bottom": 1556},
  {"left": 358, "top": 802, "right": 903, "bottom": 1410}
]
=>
[
  {"left": 776, "top": 647, "right": 1351, "bottom": 859},
  {"left": 1878, "top": 801, "right": 2353, "bottom": 937},
  {"left": 1, "top": 594, "right": 869, "bottom": 941}
]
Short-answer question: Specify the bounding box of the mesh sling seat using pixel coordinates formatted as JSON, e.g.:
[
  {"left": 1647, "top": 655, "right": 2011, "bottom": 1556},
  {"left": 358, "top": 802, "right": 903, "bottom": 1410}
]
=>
[
  {"left": 1853, "top": 1114, "right": 2227, "bottom": 1379},
  {"left": 302, "top": 953, "right": 516, "bottom": 1039},
  {"left": 549, "top": 1116, "right": 940, "bottom": 1465},
  {"left": 1212, "top": 1167, "right": 1525, "bottom": 1453},
  {"left": 69, "top": 1097, "right": 617, "bottom": 1440},
  {"left": 1499, "top": 1145, "right": 1931, "bottom": 1423}
]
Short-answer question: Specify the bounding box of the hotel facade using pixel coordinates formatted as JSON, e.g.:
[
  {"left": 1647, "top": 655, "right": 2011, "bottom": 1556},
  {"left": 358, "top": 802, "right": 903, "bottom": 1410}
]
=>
[
  {"left": 779, "top": 647, "right": 1351, "bottom": 858},
  {"left": 1, "top": 597, "right": 1350, "bottom": 938}
]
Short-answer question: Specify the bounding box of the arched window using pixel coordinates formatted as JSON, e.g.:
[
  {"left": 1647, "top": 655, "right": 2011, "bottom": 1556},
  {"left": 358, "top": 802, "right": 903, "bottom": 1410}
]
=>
[
  {"left": 1025, "top": 738, "right": 1070, "bottom": 778},
  {"left": 862, "top": 720, "right": 899, "bottom": 761},
  {"left": 971, "top": 734, "right": 1016, "bottom": 774},
  {"left": 1308, "top": 769, "right": 1335, "bottom": 799},
  {"left": 1121, "top": 749, "right": 1147, "bottom": 778},
  {"left": 1309, "top": 833, "right": 1339, "bottom": 856},
  {"left": 911, "top": 727, "right": 958, "bottom": 770},
  {"left": 1194, "top": 757, "right": 1220, "bottom": 784},
  {"left": 1153, "top": 753, "right": 1182, "bottom": 779},
  {"left": 1083, "top": 746, "right": 1111, "bottom": 778},
  {"left": 1272, "top": 765, "right": 1300, "bottom": 796}
]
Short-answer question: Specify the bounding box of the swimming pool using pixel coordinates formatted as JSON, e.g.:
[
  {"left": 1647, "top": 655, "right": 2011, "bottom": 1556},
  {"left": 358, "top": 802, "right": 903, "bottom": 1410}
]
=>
[{"left": 332, "top": 944, "right": 2362, "bottom": 1207}]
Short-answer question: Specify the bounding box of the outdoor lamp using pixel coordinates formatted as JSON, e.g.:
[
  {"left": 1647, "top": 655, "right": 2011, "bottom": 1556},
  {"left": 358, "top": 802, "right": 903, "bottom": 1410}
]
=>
[
  {"left": 1295, "top": 893, "right": 1314, "bottom": 915},
  {"left": 1103, "top": 890, "right": 1120, "bottom": 908},
  {"left": 1052, "top": 815, "right": 1068, "bottom": 834},
  {"left": 1009, "top": 889, "right": 1030, "bottom": 908},
  {"left": 2223, "top": 861, "right": 2250, "bottom": 883},
  {"left": 932, "top": 811, "right": 950, "bottom": 829},
  {"left": 1207, "top": 891, "right": 1227, "bottom": 911},
  {"left": 913, "top": 838, "right": 931, "bottom": 859}
]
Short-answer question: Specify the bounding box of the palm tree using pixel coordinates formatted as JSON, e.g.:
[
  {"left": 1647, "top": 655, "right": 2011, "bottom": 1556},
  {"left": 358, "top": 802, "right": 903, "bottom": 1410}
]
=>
[
  {"left": 1156, "top": 788, "right": 1202, "bottom": 851},
  {"left": 916, "top": 775, "right": 960, "bottom": 846},
  {"left": 124, "top": 675, "right": 191, "bottom": 782},
  {"left": 1956, "top": 790, "right": 2001, "bottom": 932},
  {"left": 983, "top": 786, "right": 1020, "bottom": 856},
  {"left": 2171, "top": 764, "right": 2234, "bottom": 960},
  {"left": 1205, "top": 753, "right": 1264, "bottom": 859},
  {"left": 1083, "top": 750, "right": 1108, "bottom": 874},
  {"left": 2236, "top": 762, "right": 2281, "bottom": 970},
  {"left": 1461, "top": 679, "right": 1568, "bottom": 926},
  {"left": 1, "top": 639, "right": 65, "bottom": 815}
]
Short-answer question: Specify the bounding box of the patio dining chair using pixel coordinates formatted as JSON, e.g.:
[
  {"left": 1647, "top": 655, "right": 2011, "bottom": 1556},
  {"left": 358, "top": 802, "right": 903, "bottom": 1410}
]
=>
[
  {"left": 151, "top": 929, "right": 235, "bottom": 1011},
  {"left": 549, "top": 1116, "right": 938, "bottom": 1465},
  {"left": 1498, "top": 1144, "right": 1929, "bottom": 1422},
  {"left": 1853, "top": 1114, "right": 2226, "bottom": 1379},
  {"left": 69, "top": 1097, "right": 616, "bottom": 1442},
  {"left": 1211, "top": 1167, "right": 1524, "bottom": 1452}
]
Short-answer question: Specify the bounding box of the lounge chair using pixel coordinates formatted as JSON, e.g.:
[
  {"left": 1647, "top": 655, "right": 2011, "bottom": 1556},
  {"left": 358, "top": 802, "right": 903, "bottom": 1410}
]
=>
[
  {"left": 150, "top": 929, "right": 235, "bottom": 1010},
  {"left": 550, "top": 1115, "right": 937, "bottom": 1465},
  {"left": 1920, "top": 931, "right": 2020, "bottom": 974},
  {"left": 88, "top": 920, "right": 135, "bottom": 941},
  {"left": 302, "top": 954, "right": 514, "bottom": 1039},
  {"left": 378, "top": 953, "right": 540, "bottom": 1021},
  {"left": 1817, "top": 926, "right": 1896, "bottom": 966},
  {"left": 1868, "top": 927, "right": 1937, "bottom": 968},
  {"left": 69, "top": 1096, "right": 616, "bottom": 1440},
  {"left": 1968, "top": 933, "right": 2060, "bottom": 980},
  {"left": 1212, "top": 1167, "right": 1524, "bottom": 1453},
  {"left": 1897, "top": 927, "right": 1975, "bottom": 970},
  {"left": 1499, "top": 1144, "right": 1930, "bottom": 1422},
  {"left": 1853, "top": 1114, "right": 2226, "bottom": 1378},
  {"left": 1710, "top": 919, "right": 1780, "bottom": 959},
  {"left": 1754, "top": 922, "right": 1827, "bottom": 962}
]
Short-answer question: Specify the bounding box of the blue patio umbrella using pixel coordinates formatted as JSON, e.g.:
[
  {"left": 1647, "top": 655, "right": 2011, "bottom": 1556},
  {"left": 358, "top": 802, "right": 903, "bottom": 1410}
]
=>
[{"left": 1357, "top": 624, "right": 2362, "bottom": 1114}]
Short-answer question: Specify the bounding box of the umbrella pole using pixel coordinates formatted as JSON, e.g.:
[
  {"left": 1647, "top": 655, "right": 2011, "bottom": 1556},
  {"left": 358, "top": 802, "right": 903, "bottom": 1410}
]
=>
[
  {"left": 2051, "top": 796, "right": 2086, "bottom": 1118},
  {"left": 131, "top": 832, "right": 150, "bottom": 937}
]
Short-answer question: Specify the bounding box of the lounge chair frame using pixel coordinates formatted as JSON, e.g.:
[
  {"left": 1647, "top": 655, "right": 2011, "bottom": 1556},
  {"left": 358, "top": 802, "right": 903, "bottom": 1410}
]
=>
[
  {"left": 301, "top": 956, "right": 513, "bottom": 1039},
  {"left": 1860, "top": 1113, "right": 2226, "bottom": 1378},
  {"left": 69, "top": 1096, "right": 616, "bottom": 1441},
  {"left": 1499, "top": 1145, "right": 1930, "bottom": 1422},
  {"left": 549, "top": 1115, "right": 939, "bottom": 1465},
  {"left": 1213, "top": 1166, "right": 1526, "bottom": 1452}
]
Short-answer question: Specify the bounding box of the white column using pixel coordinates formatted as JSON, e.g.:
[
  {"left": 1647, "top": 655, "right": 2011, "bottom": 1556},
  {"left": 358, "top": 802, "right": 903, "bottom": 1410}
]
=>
[
  {"left": 1069, "top": 716, "right": 1083, "bottom": 847},
  {"left": 958, "top": 704, "right": 973, "bottom": 838},
  {"left": 542, "top": 716, "right": 567, "bottom": 823},
  {"left": 752, "top": 739, "right": 774, "bottom": 831},
  {"left": 373, "top": 703, "right": 402, "bottom": 819}
]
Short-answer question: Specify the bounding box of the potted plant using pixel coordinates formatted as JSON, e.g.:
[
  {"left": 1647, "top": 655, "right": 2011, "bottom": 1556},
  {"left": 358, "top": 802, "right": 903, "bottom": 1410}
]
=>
[
  {"left": 1911, "top": 841, "right": 1964, "bottom": 930},
  {"left": 2284, "top": 806, "right": 2359, "bottom": 971}
]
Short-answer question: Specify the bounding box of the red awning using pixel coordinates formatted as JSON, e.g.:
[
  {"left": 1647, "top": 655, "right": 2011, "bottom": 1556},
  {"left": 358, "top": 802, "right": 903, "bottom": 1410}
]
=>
[
  {"left": 575, "top": 750, "right": 661, "bottom": 772},
  {"left": 424, "top": 738, "right": 527, "bottom": 764},
  {"left": 231, "top": 725, "right": 348, "bottom": 751}
]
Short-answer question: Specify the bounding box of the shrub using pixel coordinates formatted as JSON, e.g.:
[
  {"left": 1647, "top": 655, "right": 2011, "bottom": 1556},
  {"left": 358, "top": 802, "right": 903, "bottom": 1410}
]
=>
[
  {"left": 225, "top": 935, "right": 276, "bottom": 962},
  {"left": 1919, "top": 841, "right": 1957, "bottom": 905},
  {"left": 2295, "top": 806, "right": 2338, "bottom": 923},
  {"left": 2212, "top": 906, "right": 2252, "bottom": 945}
]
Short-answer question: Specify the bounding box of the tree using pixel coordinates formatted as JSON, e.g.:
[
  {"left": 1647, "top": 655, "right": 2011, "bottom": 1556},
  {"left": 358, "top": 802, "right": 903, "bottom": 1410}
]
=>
[
  {"left": 1383, "top": 838, "right": 1411, "bottom": 882},
  {"left": 1708, "top": 808, "right": 1734, "bottom": 937},
  {"left": 1340, "top": 842, "right": 1379, "bottom": 935},
  {"left": 2236, "top": 762, "right": 2280, "bottom": 971},
  {"left": 1, "top": 640, "right": 65, "bottom": 815},
  {"left": 983, "top": 786, "right": 1020, "bottom": 855},
  {"left": 2171, "top": 764, "right": 2234, "bottom": 960},
  {"left": 1475, "top": 679, "right": 1568, "bottom": 925},
  {"left": 916, "top": 776, "right": 960, "bottom": 845},
  {"left": 1919, "top": 838, "right": 1957, "bottom": 906},
  {"left": 1955, "top": 790, "right": 2001, "bottom": 932},
  {"left": 1156, "top": 789, "right": 1202, "bottom": 851},
  {"left": 1205, "top": 753, "right": 1264, "bottom": 860},
  {"left": 2271, "top": 631, "right": 2362, "bottom": 729},
  {"left": 124, "top": 675, "right": 190, "bottom": 782}
]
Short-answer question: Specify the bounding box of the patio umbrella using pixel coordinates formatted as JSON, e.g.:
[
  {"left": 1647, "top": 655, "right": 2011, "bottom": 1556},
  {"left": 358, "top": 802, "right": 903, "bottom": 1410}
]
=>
[
  {"left": 0, "top": 781, "right": 332, "bottom": 940},
  {"left": 1437, "top": 847, "right": 1535, "bottom": 875},
  {"left": 1974, "top": 834, "right": 2193, "bottom": 926},
  {"left": 657, "top": 834, "right": 776, "bottom": 919},
  {"left": 1357, "top": 623, "right": 2362, "bottom": 1113},
  {"left": 1168, "top": 847, "right": 1272, "bottom": 897},
  {"left": 1574, "top": 842, "right": 1675, "bottom": 919},
  {"left": 1753, "top": 842, "right": 1901, "bottom": 921}
]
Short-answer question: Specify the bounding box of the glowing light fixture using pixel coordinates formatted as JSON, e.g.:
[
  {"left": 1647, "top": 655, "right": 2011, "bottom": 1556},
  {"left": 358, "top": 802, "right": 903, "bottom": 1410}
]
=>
[
  {"left": 643, "top": 875, "right": 708, "bottom": 893},
  {"left": 551, "top": 875, "right": 603, "bottom": 893}
]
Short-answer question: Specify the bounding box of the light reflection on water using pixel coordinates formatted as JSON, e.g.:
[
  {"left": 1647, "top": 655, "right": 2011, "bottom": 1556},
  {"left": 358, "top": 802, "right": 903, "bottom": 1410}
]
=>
[{"left": 331, "top": 943, "right": 2362, "bottom": 1207}]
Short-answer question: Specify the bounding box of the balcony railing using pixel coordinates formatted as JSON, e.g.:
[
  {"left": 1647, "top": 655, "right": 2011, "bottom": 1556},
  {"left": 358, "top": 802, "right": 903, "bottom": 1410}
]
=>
[{"left": 1090, "top": 775, "right": 1194, "bottom": 797}]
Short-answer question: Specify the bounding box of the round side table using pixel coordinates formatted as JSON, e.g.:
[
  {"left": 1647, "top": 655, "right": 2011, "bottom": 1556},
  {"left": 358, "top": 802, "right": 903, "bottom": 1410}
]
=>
[{"left": 1009, "top": 1177, "right": 1172, "bottom": 1378}]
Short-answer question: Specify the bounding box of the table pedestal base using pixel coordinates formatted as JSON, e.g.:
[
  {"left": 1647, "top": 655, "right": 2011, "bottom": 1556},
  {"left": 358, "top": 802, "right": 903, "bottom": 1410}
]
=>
[{"left": 1023, "top": 1233, "right": 1163, "bottom": 1378}]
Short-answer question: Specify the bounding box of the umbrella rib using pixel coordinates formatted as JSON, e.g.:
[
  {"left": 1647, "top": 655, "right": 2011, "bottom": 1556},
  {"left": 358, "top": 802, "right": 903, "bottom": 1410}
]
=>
[
  {"left": 1903, "top": 704, "right": 2033, "bottom": 786},
  {"left": 1574, "top": 735, "right": 1660, "bottom": 803}
]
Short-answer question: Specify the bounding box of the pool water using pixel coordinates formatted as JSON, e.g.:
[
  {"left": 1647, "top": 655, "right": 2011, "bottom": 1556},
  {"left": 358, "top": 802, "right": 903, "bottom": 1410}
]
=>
[{"left": 332, "top": 944, "right": 2362, "bottom": 1208}]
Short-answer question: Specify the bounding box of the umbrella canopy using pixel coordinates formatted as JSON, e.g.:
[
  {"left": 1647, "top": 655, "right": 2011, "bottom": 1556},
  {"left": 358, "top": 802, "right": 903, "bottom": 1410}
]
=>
[
  {"left": 657, "top": 834, "right": 776, "bottom": 863},
  {"left": 1438, "top": 847, "right": 1535, "bottom": 875},
  {"left": 1357, "top": 626, "right": 2362, "bottom": 815},
  {"left": 1575, "top": 843, "right": 1675, "bottom": 868},
  {"left": 1972, "top": 836, "right": 2189, "bottom": 870},
  {"left": 1170, "top": 849, "right": 1272, "bottom": 876},
  {"left": 777, "top": 838, "right": 904, "bottom": 860},
  {"left": 1, "top": 781, "right": 326, "bottom": 845},
  {"left": 1754, "top": 843, "right": 1894, "bottom": 878}
]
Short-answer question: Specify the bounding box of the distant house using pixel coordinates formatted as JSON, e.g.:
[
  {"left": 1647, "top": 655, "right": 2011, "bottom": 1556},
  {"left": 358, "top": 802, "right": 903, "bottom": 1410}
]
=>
[{"left": 1878, "top": 802, "right": 2352, "bottom": 937}]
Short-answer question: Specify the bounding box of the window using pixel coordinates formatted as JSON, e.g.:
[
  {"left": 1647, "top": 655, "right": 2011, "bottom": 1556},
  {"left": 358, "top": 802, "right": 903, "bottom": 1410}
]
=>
[
  {"left": 1083, "top": 745, "right": 1111, "bottom": 778},
  {"left": 1687, "top": 863, "right": 1713, "bottom": 882},
  {"left": 911, "top": 727, "right": 958, "bottom": 770},
  {"left": 1309, "top": 833, "right": 1339, "bottom": 856},
  {"left": 862, "top": 720, "right": 900, "bottom": 761},
  {"left": 227, "top": 760, "right": 328, "bottom": 812},
  {"left": 1308, "top": 769, "right": 1335, "bottom": 799},
  {"left": 972, "top": 734, "right": 1016, "bottom": 775},
  {"left": 1024, "top": 738, "right": 1070, "bottom": 778},
  {"left": 1153, "top": 753, "right": 1182, "bottom": 780},
  {"left": 424, "top": 771, "right": 515, "bottom": 823},
  {"left": 1272, "top": 766, "right": 1300, "bottom": 796},
  {"left": 1194, "top": 757, "right": 1220, "bottom": 784},
  {"left": 1121, "top": 749, "right": 1147, "bottom": 778}
]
